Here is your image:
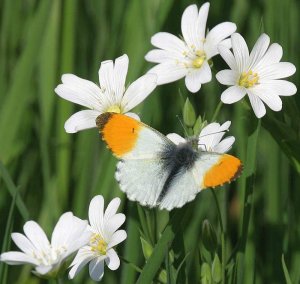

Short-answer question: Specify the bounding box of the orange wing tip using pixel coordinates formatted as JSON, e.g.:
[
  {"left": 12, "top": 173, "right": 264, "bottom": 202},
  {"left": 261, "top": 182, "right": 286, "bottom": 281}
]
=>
[
  {"left": 203, "top": 154, "right": 243, "bottom": 189},
  {"left": 96, "top": 112, "right": 142, "bottom": 157}
]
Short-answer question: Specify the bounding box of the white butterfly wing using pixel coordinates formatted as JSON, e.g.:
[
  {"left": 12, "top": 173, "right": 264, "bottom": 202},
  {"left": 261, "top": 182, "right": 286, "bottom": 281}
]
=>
[{"left": 116, "top": 159, "right": 170, "bottom": 207}]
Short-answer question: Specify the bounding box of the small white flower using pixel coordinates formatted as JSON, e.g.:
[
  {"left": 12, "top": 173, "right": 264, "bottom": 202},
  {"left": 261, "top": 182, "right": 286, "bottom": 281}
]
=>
[
  {"left": 55, "top": 54, "right": 157, "bottom": 133},
  {"left": 145, "top": 3, "right": 236, "bottom": 93},
  {"left": 167, "top": 121, "right": 235, "bottom": 153},
  {"left": 0, "top": 212, "right": 90, "bottom": 277},
  {"left": 216, "top": 33, "right": 297, "bottom": 118},
  {"left": 69, "top": 195, "right": 127, "bottom": 282}
]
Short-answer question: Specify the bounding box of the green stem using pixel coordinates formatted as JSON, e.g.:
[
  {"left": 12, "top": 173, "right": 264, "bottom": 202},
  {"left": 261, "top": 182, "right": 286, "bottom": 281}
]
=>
[
  {"left": 211, "top": 101, "right": 223, "bottom": 122},
  {"left": 221, "top": 232, "right": 226, "bottom": 284},
  {"left": 120, "top": 256, "right": 143, "bottom": 273},
  {"left": 210, "top": 189, "right": 225, "bottom": 284},
  {"left": 210, "top": 189, "right": 223, "bottom": 232}
]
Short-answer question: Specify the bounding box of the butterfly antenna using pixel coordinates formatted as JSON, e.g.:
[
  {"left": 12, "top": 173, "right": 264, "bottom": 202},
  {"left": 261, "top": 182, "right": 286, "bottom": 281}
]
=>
[
  {"left": 198, "top": 129, "right": 229, "bottom": 139},
  {"left": 176, "top": 115, "right": 189, "bottom": 138},
  {"left": 198, "top": 129, "right": 230, "bottom": 150}
]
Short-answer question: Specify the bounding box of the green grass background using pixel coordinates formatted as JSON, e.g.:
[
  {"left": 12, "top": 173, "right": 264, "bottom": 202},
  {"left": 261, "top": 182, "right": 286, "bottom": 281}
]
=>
[{"left": 0, "top": 0, "right": 299, "bottom": 283}]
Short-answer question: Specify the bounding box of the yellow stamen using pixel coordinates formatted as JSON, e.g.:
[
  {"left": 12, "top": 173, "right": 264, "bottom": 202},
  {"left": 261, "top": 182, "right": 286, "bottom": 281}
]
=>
[
  {"left": 192, "top": 51, "right": 206, "bottom": 69},
  {"left": 238, "top": 70, "right": 259, "bottom": 88},
  {"left": 106, "top": 105, "right": 121, "bottom": 113},
  {"left": 90, "top": 234, "right": 107, "bottom": 255}
]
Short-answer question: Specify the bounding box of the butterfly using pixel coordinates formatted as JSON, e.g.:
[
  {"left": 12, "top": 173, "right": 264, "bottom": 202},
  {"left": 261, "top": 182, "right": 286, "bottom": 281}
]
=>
[{"left": 96, "top": 112, "right": 242, "bottom": 211}]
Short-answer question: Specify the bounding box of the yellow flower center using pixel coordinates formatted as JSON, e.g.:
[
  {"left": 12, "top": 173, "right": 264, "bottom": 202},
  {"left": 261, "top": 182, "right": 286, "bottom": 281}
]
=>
[
  {"left": 238, "top": 70, "right": 259, "bottom": 88},
  {"left": 90, "top": 234, "right": 107, "bottom": 255},
  {"left": 192, "top": 50, "right": 206, "bottom": 69},
  {"left": 106, "top": 105, "right": 121, "bottom": 113}
]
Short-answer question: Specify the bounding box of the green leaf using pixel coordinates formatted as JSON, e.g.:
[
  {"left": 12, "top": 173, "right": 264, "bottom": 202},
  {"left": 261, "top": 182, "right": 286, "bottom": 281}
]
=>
[{"left": 262, "top": 115, "right": 300, "bottom": 173}]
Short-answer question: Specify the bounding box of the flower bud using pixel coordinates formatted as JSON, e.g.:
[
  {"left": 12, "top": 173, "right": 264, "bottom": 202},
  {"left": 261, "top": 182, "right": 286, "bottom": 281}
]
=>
[
  {"left": 202, "top": 219, "right": 217, "bottom": 253},
  {"left": 212, "top": 253, "right": 222, "bottom": 283},
  {"left": 201, "top": 262, "right": 212, "bottom": 284},
  {"left": 140, "top": 237, "right": 153, "bottom": 260},
  {"left": 183, "top": 98, "right": 196, "bottom": 127}
]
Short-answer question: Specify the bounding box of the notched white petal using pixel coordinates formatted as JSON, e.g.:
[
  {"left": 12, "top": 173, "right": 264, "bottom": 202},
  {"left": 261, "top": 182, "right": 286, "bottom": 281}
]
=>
[
  {"left": 247, "top": 90, "right": 266, "bottom": 118},
  {"left": 23, "top": 221, "right": 50, "bottom": 252},
  {"left": 147, "top": 63, "right": 187, "bottom": 85},
  {"left": 55, "top": 75, "right": 103, "bottom": 110},
  {"left": 107, "top": 230, "right": 127, "bottom": 250},
  {"left": 216, "top": 69, "right": 238, "bottom": 85},
  {"left": 89, "top": 195, "right": 105, "bottom": 236},
  {"left": 181, "top": 4, "right": 200, "bottom": 49},
  {"left": 231, "top": 33, "right": 250, "bottom": 73},
  {"left": 221, "top": 86, "right": 246, "bottom": 104},
  {"left": 0, "top": 251, "right": 38, "bottom": 266},
  {"left": 114, "top": 54, "right": 129, "bottom": 102},
  {"left": 121, "top": 73, "right": 157, "bottom": 112},
  {"left": 105, "top": 249, "right": 120, "bottom": 270},
  {"left": 205, "top": 22, "right": 237, "bottom": 59},
  {"left": 89, "top": 258, "right": 105, "bottom": 281},
  {"left": 213, "top": 136, "right": 235, "bottom": 153},
  {"left": 150, "top": 32, "right": 186, "bottom": 54},
  {"left": 185, "top": 70, "right": 202, "bottom": 93},
  {"left": 64, "top": 110, "right": 100, "bottom": 133}
]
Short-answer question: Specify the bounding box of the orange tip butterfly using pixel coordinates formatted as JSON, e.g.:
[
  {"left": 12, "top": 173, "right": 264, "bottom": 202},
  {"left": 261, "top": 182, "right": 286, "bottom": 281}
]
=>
[{"left": 96, "top": 113, "right": 242, "bottom": 211}]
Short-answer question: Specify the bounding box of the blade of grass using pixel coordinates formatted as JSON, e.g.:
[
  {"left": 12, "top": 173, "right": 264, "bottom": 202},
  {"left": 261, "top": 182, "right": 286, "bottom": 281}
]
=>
[
  {"left": 121, "top": 203, "right": 141, "bottom": 284},
  {"left": 0, "top": 0, "right": 51, "bottom": 164},
  {"left": 0, "top": 188, "right": 18, "bottom": 283},
  {"left": 236, "top": 119, "right": 261, "bottom": 282},
  {"left": 55, "top": 0, "right": 77, "bottom": 208},
  {"left": 136, "top": 206, "right": 192, "bottom": 284},
  {"left": 0, "top": 161, "right": 29, "bottom": 220}
]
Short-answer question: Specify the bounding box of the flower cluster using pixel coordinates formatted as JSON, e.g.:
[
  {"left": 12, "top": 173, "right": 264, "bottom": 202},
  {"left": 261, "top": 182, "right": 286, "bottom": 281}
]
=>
[{"left": 0, "top": 196, "right": 126, "bottom": 281}]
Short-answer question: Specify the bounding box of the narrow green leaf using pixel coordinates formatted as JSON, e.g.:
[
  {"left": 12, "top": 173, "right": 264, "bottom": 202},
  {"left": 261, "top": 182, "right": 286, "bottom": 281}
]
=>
[{"left": 282, "top": 254, "right": 292, "bottom": 284}]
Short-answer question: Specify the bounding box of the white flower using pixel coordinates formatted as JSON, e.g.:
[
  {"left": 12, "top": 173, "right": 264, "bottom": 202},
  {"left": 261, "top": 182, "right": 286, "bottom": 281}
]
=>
[
  {"left": 69, "top": 195, "right": 127, "bottom": 282},
  {"left": 145, "top": 3, "right": 236, "bottom": 93},
  {"left": 216, "top": 33, "right": 297, "bottom": 118},
  {"left": 55, "top": 54, "right": 157, "bottom": 133},
  {"left": 0, "top": 212, "right": 90, "bottom": 277},
  {"left": 167, "top": 121, "right": 235, "bottom": 153}
]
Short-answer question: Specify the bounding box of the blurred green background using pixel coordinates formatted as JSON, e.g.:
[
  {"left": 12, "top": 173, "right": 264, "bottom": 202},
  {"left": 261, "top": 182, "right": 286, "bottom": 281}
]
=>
[{"left": 0, "top": 0, "right": 299, "bottom": 283}]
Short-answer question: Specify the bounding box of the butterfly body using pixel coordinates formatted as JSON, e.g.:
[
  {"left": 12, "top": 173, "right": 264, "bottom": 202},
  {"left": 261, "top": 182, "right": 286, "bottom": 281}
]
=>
[{"left": 97, "top": 112, "right": 242, "bottom": 210}]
